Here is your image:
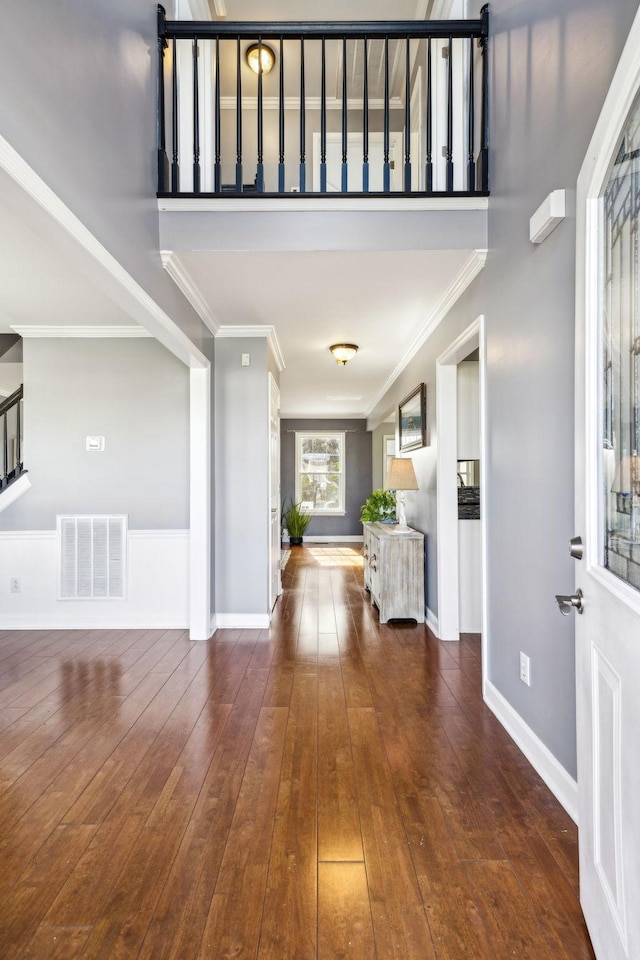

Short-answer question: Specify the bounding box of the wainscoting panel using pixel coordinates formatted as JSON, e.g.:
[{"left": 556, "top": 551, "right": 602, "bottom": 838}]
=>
[{"left": 0, "top": 529, "right": 189, "bottom": 629}]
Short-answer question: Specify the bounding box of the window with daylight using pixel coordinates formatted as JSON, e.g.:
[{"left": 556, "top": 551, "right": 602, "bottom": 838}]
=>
[{"left": 295, "top": 432, "right": 346, "bottom": 515}]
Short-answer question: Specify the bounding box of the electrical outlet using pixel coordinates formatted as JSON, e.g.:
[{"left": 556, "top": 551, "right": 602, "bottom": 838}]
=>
[
  {"left": 520, "top": 651, "right": 531, "bottom": 686},
  {"left": 241, "top": 353, "right": 250, "bottom": 367},
  {"left": 10, "top": 578, "right": 20, "bottom": 594}
]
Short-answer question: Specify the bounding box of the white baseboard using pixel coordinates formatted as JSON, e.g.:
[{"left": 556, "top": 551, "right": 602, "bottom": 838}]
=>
[
  {"left": 484, "top": 679, "right": 578, "bottom": 823},
  {"left": 426, "top": 606, "right": 439, "bottom": 637},
  {"left": 301, "top": 535, "right": 364, "bottom": 544},
  {"left": 0, "top": 529, "right": 189, "bottom": 630},
  {"left": 214, "top": 613, "right": 271, "bottom": 630}
]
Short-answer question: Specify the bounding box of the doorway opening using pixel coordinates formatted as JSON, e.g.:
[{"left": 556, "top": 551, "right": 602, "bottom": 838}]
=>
[{"left": 435, "top": 316, "right": 487, "bottom": 670}]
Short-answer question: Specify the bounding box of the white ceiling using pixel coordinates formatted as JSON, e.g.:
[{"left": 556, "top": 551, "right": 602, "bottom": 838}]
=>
[
  {"left": 206, "top": 1, "right": 438, "bottom": 23},
  {"left": 176, "top": 247, "right": 473, "bottom": 417}
]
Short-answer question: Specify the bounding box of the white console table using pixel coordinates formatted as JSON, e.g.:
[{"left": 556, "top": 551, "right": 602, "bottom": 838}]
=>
[{"left": 362, "top": 522, "right": 425, "bottom": 624}]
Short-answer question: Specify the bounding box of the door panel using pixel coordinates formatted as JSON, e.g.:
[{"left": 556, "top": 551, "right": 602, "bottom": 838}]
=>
[{"left": 575, "top": 22, "right": 640, "bottom": 958}]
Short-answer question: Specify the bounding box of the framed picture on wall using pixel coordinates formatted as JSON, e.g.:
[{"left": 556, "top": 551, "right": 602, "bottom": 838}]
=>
[{"left": 398, "top": 383, "right": 427, "bottom": 452}]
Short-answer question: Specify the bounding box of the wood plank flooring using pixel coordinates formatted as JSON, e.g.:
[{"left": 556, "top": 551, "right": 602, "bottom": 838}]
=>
[{"left": 0, "top": 545, "right": 595, "bottom": 959}]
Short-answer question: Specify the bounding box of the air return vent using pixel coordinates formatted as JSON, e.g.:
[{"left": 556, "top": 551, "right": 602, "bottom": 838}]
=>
[{"left": 57, "top": 515, "right": 127, "bottom": 600}]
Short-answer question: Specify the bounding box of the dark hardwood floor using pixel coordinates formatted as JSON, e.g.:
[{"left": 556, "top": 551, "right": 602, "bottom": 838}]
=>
[{"left": 0, "top": 545, "right": 594, "bottom": 959}]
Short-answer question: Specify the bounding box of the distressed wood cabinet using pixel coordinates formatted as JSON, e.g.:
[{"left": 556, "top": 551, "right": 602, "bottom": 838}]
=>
[{"left": 362, "top": 522, "right": 425, "bottom": 624}]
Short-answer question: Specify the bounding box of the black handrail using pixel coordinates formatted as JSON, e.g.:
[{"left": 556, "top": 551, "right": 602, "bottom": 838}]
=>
[
  {"left": 157, "top": 5, "right": 489, "bottom": 198},
  {"left": 1, "top": 385, "right": 24, "bottom": 490}
]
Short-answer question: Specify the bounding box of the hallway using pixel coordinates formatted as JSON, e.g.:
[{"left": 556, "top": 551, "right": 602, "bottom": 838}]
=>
[{"left": 0, "top": 545, "right": 593, "bottom": 959}]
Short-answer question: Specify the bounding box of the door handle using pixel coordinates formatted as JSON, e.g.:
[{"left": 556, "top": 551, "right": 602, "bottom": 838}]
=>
[{"left": 555, "top": 588, "right": 584, "bottom": 616}]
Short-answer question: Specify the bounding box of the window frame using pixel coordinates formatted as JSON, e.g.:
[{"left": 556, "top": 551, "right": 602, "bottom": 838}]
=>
[{"left": 294, "top": 430, "right": 346, "bottom": 516}]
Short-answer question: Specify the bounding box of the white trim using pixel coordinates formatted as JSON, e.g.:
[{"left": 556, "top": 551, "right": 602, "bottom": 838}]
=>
[
  {"left": 280, "top": 411, "right": 366, "bottom": 420},
  {"left": 0, "top": 474, "right": 32, "bottom": 513},
  {"left": 300, "top": 535, "right": 364, "bottom": 543},
  {"left": 0, "top": 616, "right": 189, "bottom": 630},
  {"left": 160, "top": 252, "right": 221, "bottom": 335},
  {"left": 529, "top": 189, "right": 566, "bottom": 244},
  {"left": 184, "top": 0, "right": 211, "bottom": 18},
  {"left": 0, "top": 529, "right": 53, "bottom": 540},
  {"left": 366, "top": 249, "right": 487, "bottom": 417},
  {"left": 426, "top": 606, "right": 439, "bottom": 636},
  {"left": 214, "top": 613, "right": 271, "bottom": 630},
  {"left": 213, "top": 0, "right": 226, "bottom": 15},
  {"left": 128, "top": 529, "right": 189, "bottom": 539},
  {"left": 158, "top": 197, "right": 489, "bottom": 214},
  {"left": 189, "top": 366, "right": 212, "bottom": 640},
  {"left": 218, "top": 96, "right": 404, "bottom": 112},
  {"left": 484, "top": 679, "right": 578, "bottom": 823},
  {"left": 217, "top": 325, "right": 285, "bottom": 372},
  {"left": 0, "top": 134, "right": 208, "bottom": 369},
  {"left": 436, "top": 361, "right": 460, "bottom": 641},
  {"left": 11, "top": 325, "right": 152, "bottom": 339}
]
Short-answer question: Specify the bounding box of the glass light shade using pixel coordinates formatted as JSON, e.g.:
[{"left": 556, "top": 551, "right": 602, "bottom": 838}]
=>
[
  {"left": 246, "top": 43, "right": 276, "bottom": 75},
  {"left": 330, "top": 343, "right": 359, "bottom": 365}
]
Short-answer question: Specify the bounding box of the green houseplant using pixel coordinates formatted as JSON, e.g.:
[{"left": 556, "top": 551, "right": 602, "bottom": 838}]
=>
[
  {"left": 360, "top": 488, "right": 397, "bottom": 523},
  {"left": 283, "top": 500, "right": 311, "bottom": 545}
]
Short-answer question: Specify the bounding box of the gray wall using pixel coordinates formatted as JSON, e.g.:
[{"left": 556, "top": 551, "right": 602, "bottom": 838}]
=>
[
  {"left": 281, "top": 419, "right": 372, "bottom": 537},
  {"left": 0, "top": 338, "right": 190, "bottom": 531},
  {"left": 214, "top": 338, "right": 270, "bottom": 614},
  {"left": 368, "top": 0, "right": 640, "bottom": 778},
  {"left": 0, "top": 1, "right": 208, "bottom": 353}
]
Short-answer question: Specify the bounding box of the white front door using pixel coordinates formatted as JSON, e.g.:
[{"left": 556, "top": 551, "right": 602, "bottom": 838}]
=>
[{"left": 574, "top": 13, "right": 640, "bottom": 958}]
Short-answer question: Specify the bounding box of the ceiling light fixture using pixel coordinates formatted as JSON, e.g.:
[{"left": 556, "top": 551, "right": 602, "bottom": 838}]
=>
[
  {"left": 330, "top": 343, "right": 359, "bottom": 366},
  {"left": 246, "top": 43, "right": 276, "bottom": 76}
]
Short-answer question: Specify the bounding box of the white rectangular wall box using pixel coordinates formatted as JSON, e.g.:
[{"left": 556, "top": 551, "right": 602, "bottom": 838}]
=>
[
  {"left": 86, "top": 436, "right": 105, "bottom": 452},
  {"left": 529, "top": 189, "right": 566, "bottom": 243}
]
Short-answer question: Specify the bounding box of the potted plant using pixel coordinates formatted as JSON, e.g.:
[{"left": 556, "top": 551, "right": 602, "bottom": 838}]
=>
[
  {"left": 360, "top": 488, "right": 397, "bottom": 523},
  {"left": 283, "top": 499, "right": 311, "bottom": 545}
]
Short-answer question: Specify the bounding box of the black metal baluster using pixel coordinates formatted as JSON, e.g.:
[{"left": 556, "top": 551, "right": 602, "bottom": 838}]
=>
[
  {"left": 320, "top": 37, "right": 327, "bottom": 192},
  {"left": 404, "top": 36, "right": 411, "bottom": 192},
  {"left": 2, "top": 414, "right": 7, "bottom": 486},
  {"left": 214, "top": 37, "right": 221, "bottom": 193},
  {"left": 192, "top": 37, "right": 200, "bottom": 192},
  {"left": 279, "top": 37, "right": 285, "bottom": 193},
  {"left": 363, "top": 37, "right": 369, "bottom": 192},
  {"left": 236, "top": 37, "right": 242, "bottom": 193},
  {"left": 257, "top": 37, "right": 264, "bottom": 192},
  {"left": 383, "top": 36, "right": 390, "bottom": 193},
  {"left": 467, "top": 35, "right": 476, "bottom": 191},
  {"left": 478, "top": 4, "right": 489, "bottom": 192},
  {"left": 15, "top": 396, "right": 21, "bottom": 473},
  {"left": 299, "top": 37, "right": 306, "bottom": 192},
  {"left": 342, "top": 36, "right": 348, "bottom": 192},
  {"left": 171, "top": 36, "right": 179, "bottom": 193},
  {"left": 426, "top": 37, "right": 433, "bottom": 191},
  {"left": 446, "top": 34, "right": 454, "bottom": 192},
  {"left": 156, "top": 5, "right": 169, "bottom": 193}
]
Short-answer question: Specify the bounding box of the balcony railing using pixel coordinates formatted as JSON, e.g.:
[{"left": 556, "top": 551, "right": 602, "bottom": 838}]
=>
[
  {"left": 1, "top": 386, "right": 24, "bottom": 492},
  {"left": 157, "top": 6, "right": 489, "bottom": 198}
]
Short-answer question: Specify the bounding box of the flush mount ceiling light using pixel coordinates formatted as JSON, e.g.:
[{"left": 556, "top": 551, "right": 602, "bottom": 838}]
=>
[
  {"left": 246, "top": 43, "right": 276, "bottom": 76},
  {"left": 330, "top": 344, "right": 359, "bottom": 366}
]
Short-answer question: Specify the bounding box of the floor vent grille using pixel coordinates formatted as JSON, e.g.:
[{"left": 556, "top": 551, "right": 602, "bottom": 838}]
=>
[{"left": 57, "top": 515, "right": 127, "bottom": 600}]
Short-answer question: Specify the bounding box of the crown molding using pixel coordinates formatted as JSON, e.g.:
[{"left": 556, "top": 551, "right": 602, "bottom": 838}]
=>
[
  {"left": 160, "top": 251, "right": 220, "bottom": 335},
  {"left": 11, "top": 325, "right": 152, "bottom": 339},
  {"left": 213, "top": 0, "right": 227, "bottom": 15},
  {"left": 365, "top": 248, "right": 488, "bottom": 417},
  {"left": 217, "top": 325, "right": 285, "bottom": 371},
  {"left": 279, "top": 411, "right": 366, "bottom": 420}
]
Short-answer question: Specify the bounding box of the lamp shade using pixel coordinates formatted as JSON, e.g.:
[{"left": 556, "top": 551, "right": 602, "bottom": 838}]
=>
[{"left": 385, "top": 457, "right": 419, "bottom": 491}]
